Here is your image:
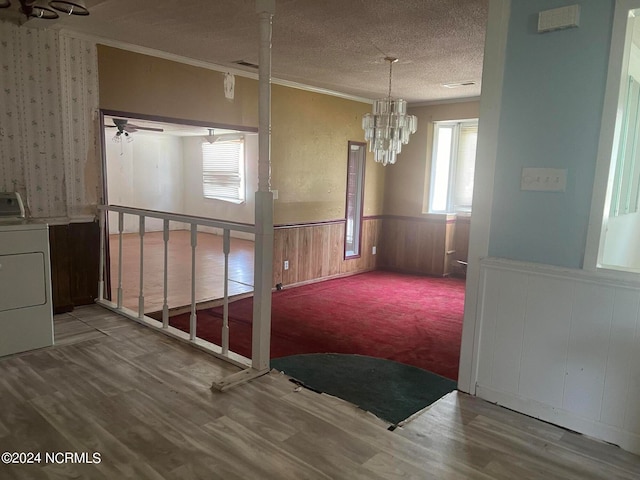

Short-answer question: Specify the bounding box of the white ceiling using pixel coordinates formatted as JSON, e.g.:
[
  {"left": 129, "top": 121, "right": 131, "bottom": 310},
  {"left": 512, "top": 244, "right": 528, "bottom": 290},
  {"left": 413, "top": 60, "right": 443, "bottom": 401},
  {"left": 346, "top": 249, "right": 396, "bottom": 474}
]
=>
[{"left": 1, "top": 0, "right": 489, "bottom": 103}]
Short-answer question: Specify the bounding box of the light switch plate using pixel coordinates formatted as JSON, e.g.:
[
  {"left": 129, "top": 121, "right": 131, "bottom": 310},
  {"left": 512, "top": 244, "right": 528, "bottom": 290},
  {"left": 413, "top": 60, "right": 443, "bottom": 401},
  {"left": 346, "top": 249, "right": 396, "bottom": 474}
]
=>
[{"left": 521, "top": 167, "right": 567, "bottom": 192}]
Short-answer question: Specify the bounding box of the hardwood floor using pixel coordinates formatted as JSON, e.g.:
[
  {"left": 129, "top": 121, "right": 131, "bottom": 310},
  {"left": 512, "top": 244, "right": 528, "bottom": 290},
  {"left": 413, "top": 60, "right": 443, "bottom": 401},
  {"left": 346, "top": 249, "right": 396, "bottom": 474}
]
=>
[
  {"left": 0, "top": 305, "right": 638, "bottom": 479},
  {"left": 108, "top": 230, "right": 254, "bottom": 314}
]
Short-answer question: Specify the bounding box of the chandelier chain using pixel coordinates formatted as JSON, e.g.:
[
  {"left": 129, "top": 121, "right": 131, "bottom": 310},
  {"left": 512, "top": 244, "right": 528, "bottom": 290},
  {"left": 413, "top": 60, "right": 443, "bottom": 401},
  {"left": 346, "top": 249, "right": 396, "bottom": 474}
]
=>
[
  {"left": 384, "top": 56, "right": 397, "bottom": 99},
  {"left": 388, "top": 60, "right": 393, "bottom": 99}
]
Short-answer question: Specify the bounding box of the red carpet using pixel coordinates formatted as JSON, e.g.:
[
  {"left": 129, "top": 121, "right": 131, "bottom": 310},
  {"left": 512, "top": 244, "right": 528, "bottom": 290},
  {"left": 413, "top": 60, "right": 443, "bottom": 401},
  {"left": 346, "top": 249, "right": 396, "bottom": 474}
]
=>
[{"left": 168, "top": 271, "right": 466, "bottom": 380}]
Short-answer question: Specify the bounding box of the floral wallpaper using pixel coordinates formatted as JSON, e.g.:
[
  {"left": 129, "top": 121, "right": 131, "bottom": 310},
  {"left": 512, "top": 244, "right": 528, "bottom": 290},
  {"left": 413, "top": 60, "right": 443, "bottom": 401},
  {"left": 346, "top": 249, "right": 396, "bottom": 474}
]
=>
[
  {"left": 0, "top": 20, "right": 99, "bottom": 219},
  {"left": 60, "top": 33, "right": 100, "bottom": 218}
]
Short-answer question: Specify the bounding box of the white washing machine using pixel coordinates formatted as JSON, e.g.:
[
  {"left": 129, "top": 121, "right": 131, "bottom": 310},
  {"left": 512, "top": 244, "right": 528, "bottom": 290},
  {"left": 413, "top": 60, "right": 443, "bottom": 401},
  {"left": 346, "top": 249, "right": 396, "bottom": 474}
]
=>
[{"left": 0, "top": 193, "right": 54, "bottom": 357}]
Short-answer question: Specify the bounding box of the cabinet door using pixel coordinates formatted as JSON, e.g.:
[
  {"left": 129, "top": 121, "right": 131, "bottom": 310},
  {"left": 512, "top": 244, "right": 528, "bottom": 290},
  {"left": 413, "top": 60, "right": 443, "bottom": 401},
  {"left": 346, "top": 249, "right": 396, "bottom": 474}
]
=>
[{"left": 0, "top": 252, "right": 46, "bottom": 312}]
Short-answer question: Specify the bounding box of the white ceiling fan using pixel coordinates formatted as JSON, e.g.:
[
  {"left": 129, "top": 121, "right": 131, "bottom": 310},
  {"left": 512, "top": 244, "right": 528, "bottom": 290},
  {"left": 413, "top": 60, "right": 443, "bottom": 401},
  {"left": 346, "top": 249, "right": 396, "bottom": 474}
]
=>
[{"left": 107, "top": 118, "right": 164, "bottom": 142}]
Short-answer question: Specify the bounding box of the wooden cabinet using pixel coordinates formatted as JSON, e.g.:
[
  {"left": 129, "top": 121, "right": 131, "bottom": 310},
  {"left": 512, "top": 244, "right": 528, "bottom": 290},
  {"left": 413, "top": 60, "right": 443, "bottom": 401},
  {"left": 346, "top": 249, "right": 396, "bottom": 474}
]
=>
[{"left": 49, "top": 221, "right": 100, "bottom": 313}]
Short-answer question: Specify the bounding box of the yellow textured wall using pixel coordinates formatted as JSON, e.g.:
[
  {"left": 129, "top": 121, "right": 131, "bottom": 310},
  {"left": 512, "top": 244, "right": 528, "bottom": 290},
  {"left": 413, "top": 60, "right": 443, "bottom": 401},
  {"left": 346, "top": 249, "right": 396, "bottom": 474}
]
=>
[
  {"left": 383, "top": 101, "right": 480, "bottom": 217},
  {"left": 97, "top": 46, "right": 384, "bottom": 225},
  {"left": 97, "top": 45, "right": 259, "bottom": 128},
  {"left": 271, "top": 86, "right": 384, "bottom": 224}
]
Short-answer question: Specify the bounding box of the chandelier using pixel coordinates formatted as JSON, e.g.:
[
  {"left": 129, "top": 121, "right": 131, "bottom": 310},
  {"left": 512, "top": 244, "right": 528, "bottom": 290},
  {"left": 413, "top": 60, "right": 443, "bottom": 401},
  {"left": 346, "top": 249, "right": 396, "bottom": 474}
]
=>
[
  {"left": 362, "top": 57, "right": 417, "bottom": 166},
  {"left": 0, "top": 1, "right": 90, "bottom": 19}
]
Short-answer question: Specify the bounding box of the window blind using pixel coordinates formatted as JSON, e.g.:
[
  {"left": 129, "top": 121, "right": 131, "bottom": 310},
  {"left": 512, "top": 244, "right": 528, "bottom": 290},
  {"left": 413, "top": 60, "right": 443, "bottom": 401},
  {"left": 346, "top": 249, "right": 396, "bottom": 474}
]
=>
[
  {"left": 202, "top": 138, "right": 245, "bottom": 203},
  {"left": 453, "top": 123, "right": 478, "bottom": 212}
]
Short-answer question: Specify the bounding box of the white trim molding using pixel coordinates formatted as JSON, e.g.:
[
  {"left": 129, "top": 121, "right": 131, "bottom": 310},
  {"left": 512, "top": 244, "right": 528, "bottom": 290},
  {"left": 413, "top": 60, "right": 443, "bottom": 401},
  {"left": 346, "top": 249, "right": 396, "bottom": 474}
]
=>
[
  {"left": 409, "top": 96, "right": 481, "bottom": 108},
  {"left": 457, "top": 0, "right": 511, "bottom": 394}
]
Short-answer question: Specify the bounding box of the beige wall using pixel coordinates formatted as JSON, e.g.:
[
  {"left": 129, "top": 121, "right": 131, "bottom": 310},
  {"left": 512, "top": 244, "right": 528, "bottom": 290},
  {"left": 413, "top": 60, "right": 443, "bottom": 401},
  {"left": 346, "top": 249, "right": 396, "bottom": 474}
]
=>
[
  {"left": 383, "top": 101, "right": 480, "bottom": 217},
  {"left": 97, "top": 46, "right": 384, "bottom": 226}
]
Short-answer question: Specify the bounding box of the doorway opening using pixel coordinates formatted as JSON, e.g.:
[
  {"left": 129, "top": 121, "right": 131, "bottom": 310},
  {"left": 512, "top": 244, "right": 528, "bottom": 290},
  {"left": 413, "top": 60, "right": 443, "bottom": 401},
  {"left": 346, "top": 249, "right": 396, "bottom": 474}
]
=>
[{"left": 100, "top": 110, "right": 258, "bottom": 314}]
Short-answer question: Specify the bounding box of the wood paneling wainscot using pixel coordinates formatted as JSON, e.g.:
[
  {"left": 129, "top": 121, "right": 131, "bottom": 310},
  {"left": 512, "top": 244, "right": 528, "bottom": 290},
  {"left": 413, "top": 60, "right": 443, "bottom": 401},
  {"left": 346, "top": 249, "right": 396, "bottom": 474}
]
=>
[
  {"left": 273, "top": 217, "right": 382, "bottom": 287},
  {"left": 378, "top": 214, "right": 456, "bottom": 277},
  {"left": 452, "top": 214, "right": 471, "bottom": 276}
]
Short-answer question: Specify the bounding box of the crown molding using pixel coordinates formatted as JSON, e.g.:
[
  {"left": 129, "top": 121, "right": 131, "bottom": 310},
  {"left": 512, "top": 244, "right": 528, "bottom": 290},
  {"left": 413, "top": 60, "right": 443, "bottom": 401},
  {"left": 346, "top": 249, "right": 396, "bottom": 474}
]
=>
[{"left": 409, "top": 96, "right": 481, "bottom": 108}]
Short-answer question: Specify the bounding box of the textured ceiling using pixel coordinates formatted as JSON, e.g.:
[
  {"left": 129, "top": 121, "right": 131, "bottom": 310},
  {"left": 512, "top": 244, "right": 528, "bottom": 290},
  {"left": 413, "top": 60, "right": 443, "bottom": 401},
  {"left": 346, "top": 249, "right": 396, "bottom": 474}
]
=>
[{"left": 1, "top": 0, "right": 488, "bottom": 103}]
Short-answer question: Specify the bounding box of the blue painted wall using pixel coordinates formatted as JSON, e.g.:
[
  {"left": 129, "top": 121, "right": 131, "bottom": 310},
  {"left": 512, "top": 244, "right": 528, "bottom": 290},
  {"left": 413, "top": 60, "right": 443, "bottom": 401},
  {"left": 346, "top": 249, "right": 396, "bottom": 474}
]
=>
[{"left": 488, "top": 0, "right": 614, "bottom": 268}]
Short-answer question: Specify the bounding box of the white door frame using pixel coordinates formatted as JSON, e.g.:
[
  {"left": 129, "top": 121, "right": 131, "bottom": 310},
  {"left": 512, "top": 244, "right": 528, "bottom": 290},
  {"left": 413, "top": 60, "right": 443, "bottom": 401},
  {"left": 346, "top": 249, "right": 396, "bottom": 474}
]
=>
[{"left": 457, "top": 0, "right": 510, "bottom": 394}]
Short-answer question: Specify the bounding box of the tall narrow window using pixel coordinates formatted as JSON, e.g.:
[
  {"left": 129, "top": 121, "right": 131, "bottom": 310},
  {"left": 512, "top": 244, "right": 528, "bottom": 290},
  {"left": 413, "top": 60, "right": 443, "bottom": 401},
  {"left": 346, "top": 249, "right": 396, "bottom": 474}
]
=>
[
  {"left": 345, "top": 142, "right": 366, "bottom": 258},
  {"left": 202, "top": 137, "right": 245, "bottom": 203},
  {"left": 427, "top": 120, "right": 478, "bottom": 213}
]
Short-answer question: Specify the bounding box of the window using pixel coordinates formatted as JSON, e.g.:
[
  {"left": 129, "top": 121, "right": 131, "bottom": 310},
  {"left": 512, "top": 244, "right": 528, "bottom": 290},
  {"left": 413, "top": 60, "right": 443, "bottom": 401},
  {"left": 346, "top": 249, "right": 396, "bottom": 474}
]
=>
[
  {"left": 345, "top": 142, "right": 366, "bottom": 258},
  {"left": 427, "top": 120, "right": 478, "bottom": 213},
  {"left": 202, "top": 137, "right": 245, "bottom": 203},
  {"left": 587, "top": 1, "right": 640, "bottom": 272},
  {"left": 610, "top": 74, "right": 640, "bottom": 217}
]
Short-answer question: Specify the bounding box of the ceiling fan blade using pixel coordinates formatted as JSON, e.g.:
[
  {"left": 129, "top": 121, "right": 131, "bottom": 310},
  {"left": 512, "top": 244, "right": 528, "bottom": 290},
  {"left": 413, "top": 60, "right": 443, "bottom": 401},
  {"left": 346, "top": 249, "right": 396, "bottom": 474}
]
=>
[
  {"left": 130, "top": 125, "right": 164, "bottom": 132},
  {"left": 106, "top": 119, "right": 164, "bottom": 133}
]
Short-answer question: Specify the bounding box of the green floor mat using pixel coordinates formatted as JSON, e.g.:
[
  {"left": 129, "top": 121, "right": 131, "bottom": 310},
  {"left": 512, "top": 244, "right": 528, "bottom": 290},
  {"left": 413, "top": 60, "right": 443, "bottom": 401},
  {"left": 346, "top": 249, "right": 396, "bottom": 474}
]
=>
[{"left": 271, "top": 353, "right": 457, "bottom": 425}]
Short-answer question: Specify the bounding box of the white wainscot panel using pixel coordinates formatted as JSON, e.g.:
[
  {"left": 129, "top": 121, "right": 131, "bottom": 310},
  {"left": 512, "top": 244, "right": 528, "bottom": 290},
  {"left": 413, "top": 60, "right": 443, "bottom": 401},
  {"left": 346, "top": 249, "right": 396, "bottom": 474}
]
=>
[
  {"left": 562, "top": 283, "right": 614, "bottom": 419},
  {"left": 519, "top": 275, "right": 574, "bottom": 408},
  {"left": 477, "top": 268, "right": 528, "bottom": 394},
  {"left": 602, "top": 288, "right": 639, "bottom": 429},
  {"left": 475, "top": 258, "right": 640, "bottom": 455}
]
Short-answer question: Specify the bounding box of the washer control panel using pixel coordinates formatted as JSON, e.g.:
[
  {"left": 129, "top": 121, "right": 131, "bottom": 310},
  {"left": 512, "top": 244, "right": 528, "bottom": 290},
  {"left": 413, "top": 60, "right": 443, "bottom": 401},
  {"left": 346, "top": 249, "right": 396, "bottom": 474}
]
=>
[{"left": 0, "top": 192, "right": 25, "bottom": 219}]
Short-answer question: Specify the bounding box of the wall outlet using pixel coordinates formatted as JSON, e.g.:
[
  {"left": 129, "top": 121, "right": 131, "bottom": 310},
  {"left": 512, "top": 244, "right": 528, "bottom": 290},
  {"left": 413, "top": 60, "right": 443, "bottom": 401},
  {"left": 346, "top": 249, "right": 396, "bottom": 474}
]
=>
[
  {"left": 372, "top": 246, "right": 377, "bottom": 255},
  {"left": 284, "top": 260, "right": 289, "bottom": 270}
]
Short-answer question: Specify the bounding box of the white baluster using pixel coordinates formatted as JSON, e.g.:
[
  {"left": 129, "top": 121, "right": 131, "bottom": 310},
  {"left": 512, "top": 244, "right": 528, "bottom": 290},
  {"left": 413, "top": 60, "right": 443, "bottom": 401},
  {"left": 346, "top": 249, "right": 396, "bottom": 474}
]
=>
[
  {"left": 162, "top": 219, "right": 170, "bottom": 329},
  {"left": 189, "top": 224, "right": 197, "bottom": 341},
  {"left": 117, "top": 211, "right": 124, "bottom": 308},
  {"left": 222, "top": 229, "right": 230, "bottom": 355},
  {"left": 138, "top": 215, "right": 145, "bottom": 318}
]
